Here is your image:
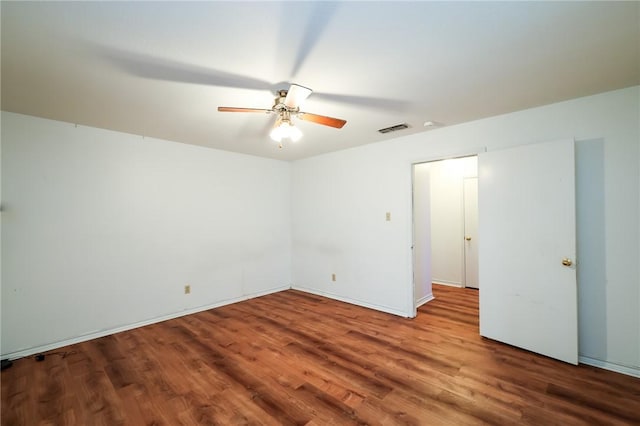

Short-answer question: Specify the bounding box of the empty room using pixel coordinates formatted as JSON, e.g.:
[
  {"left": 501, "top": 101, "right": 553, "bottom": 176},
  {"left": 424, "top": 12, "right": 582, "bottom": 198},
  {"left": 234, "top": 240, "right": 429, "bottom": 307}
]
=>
[{"left": 1, "top": 1, "right": 639, "bottom": 425}]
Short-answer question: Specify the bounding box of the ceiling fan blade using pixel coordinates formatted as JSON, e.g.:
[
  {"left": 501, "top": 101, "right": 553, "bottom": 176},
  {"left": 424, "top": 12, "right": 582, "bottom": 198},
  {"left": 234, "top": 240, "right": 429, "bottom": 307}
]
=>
[
  {"left": 94, "top": 44, "right": 273, "bottom": 91},
  {"left": 284, "top": 84, "right": 313, "bottom": 109},
  {"left": 286, "top": 2, "right": 339, "bottom": 78},
  {"left": 218, "top": 107, "right": 272, "bottom": 113},
  {"left": 298, "top": 112, "right": 346, "bottom": 129},
  {"left": 312, "top": 92, "right": 411, "bottom": 112}
]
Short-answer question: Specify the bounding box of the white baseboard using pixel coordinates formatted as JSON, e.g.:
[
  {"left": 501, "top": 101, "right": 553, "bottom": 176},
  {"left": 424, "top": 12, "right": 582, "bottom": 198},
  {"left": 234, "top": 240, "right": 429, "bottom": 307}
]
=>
[
  {"left": 7, "top": 285, "right": 638, "bottom": 381},
  {"left": 432, "top": 280, "right": 463, "bottom": 288},
  {"left": 2, "top": 285, "right": 290, "bottom": 360},
  {"left": 292, "top": 285, "right": 412, "bottom": 318},
  {"left": 416, "top": 293, "right": 435, "bottom": 307},
  {"left": 579, "top": 356, "right": 640, "bottom": 378}
]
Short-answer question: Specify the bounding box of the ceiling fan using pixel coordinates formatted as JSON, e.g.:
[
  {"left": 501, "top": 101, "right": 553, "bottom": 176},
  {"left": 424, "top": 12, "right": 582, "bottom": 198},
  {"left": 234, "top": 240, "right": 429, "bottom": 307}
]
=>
[{"left": 218, "top": 84, "right": 347, "bottom": 148}]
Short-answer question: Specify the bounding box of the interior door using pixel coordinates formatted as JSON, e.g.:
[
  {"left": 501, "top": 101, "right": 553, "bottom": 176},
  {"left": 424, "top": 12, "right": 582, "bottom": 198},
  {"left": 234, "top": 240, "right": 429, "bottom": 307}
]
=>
[
  {"left": 463, "top": 177, "right": 479, "bottom": 289},
  {"left": 478, "top": 139, "right": 577, "bottom": 364}
]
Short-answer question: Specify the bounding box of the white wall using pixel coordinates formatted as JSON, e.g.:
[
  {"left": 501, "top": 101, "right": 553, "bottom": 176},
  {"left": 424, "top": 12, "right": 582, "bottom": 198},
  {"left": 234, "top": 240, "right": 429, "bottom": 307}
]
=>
[
  {"left": 1, "top": 112, "right": 292, "bottom": 357},
  {"left": 291, "top": 147, "right": 413, "bottom": 316},
  {"left": 0, "top": 114, "right": 3, "bottom": 349},
  {"left": 412, "top": 163, "right": 432, "bottom": 307},
  {"left": 291, "top": 86, "right": 639, "bottom": 374},
  {"left": 428, "top": 157, "right": 477, "bottom": 287},
  {"left": 2, "top": 87, "right": 638, "bottom": 376}
]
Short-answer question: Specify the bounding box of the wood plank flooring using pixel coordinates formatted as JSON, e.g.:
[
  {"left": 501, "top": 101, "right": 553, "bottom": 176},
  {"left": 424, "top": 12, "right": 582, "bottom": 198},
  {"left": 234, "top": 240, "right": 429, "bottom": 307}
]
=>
[{"left": 2, "top": 284, "right": 640, "bottom": 425}]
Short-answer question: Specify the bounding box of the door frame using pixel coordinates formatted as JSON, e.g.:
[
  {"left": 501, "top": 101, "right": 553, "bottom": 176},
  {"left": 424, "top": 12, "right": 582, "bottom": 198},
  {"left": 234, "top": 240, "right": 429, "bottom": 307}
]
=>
[
  {"left": 462, "top": 176, "right": 479, "bottom": 289},
  {"left": 410, "top": 148, "right": 486, "bottom": 317}
]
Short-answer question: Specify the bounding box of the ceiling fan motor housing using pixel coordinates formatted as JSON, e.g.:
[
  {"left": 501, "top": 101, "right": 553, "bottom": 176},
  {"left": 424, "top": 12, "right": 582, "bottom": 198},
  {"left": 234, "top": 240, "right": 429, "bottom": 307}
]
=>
[{"left": 274, "top": 90, "right": 298, "bottom": 114}]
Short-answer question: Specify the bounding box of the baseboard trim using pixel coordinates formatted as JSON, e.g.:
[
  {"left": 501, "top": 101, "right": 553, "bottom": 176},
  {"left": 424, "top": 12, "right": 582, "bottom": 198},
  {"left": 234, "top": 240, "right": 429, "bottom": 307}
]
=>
[
  {"left": 416, "top": 293, "right": 435, "bottom": 307},
  {"left": 432, "top": 280, "right": 463, "bottom": 288},
  {"left": 1, "top": 285, "right": 290, "bottom": 360},
  {"left": 579, "top": 356, "right": 640, "bottom": 378},
  {"left": 292, "top": 286, "right": 412, "bottom": 318}
]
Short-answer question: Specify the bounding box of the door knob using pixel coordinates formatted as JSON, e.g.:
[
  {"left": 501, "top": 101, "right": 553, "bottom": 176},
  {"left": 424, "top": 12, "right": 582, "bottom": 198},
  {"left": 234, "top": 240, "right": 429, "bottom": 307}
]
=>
[
  {"left": 562, "top": 258, "right": 572, "bottom": 267},
  {"left": 465, "top": 237, "right": 472, "bottom": 241}
]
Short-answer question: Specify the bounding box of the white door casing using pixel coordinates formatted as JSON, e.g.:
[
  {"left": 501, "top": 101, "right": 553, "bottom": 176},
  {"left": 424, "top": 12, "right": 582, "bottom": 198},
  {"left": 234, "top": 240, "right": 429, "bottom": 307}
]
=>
[
  {"left": 478, "top": 139, "right": 578, "bottom": 364},
  {"left": 412, "top": 163, "right": 433, "bottom": 311},
  {"left": 463, "top": 177, "right": 479, "bottom": 289}
]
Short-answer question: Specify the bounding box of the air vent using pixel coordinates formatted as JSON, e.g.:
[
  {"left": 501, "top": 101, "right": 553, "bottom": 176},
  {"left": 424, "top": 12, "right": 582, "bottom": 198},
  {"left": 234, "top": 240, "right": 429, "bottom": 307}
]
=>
[{"left": 378, "top": 123, "right": 409, "bottom": 134}]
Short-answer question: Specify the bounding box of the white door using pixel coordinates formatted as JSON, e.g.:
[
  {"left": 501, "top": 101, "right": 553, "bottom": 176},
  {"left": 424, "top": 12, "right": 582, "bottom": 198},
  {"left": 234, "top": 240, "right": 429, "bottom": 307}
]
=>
[
  {"left": 478, "top": 139, "right": 577, "bottom": 364},
  {"left": 463, "top": 177, "right": 479, "bottom": 289}
]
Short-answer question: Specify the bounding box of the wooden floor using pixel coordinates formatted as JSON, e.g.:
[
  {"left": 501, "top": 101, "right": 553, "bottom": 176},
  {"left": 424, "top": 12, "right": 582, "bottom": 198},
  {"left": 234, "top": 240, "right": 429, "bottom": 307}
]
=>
[{"left": 2, "top": 285, "right": 640, "bottom": 425}]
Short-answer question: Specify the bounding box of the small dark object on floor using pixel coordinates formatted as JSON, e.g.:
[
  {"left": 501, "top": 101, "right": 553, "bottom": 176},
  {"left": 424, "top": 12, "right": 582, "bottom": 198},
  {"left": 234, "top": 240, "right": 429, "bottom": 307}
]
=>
[
  {"left": 35, "top": 354, "right": 45, "bottom": 362},
  {"left": 1, "top": 359, "right": 13, "bottom": 370}
]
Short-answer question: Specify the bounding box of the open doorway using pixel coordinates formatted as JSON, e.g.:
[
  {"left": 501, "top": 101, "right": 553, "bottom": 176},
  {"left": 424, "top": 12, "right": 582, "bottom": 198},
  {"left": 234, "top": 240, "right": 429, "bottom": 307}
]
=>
[
  {"left": 412, "top": 155, "right": 478, "bottom": 311},
  {"left": 412, "top": 140, "right": 584, "bottom": 365}
]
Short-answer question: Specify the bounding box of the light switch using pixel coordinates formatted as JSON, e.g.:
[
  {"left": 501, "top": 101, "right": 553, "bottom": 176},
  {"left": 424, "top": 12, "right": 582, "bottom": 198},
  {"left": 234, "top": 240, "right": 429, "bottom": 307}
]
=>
[{"left": 386, "top": 212, "right": 391, "bottom": 221}]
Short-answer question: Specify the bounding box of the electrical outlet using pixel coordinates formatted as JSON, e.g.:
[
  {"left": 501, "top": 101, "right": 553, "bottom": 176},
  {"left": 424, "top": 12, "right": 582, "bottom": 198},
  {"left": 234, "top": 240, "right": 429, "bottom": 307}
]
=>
[
  {"left": 184, "top": 284, "right": 191, "bottom": 294},
  {"left": 331, "top": 274, "right": 336, "bottom": 282}
]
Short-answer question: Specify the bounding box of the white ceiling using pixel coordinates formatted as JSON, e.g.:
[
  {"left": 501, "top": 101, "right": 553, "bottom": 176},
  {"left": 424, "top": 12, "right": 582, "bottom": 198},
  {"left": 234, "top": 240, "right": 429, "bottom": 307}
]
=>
[{"left": 2, "top": 1, "right": 639, "bottom": 161}]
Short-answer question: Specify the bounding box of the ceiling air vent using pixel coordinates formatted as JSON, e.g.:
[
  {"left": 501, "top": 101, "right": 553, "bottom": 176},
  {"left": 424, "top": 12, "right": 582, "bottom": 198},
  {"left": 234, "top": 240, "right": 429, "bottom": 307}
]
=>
[{"left": 378, "top": 123, "right": 409, "bottom": 134}]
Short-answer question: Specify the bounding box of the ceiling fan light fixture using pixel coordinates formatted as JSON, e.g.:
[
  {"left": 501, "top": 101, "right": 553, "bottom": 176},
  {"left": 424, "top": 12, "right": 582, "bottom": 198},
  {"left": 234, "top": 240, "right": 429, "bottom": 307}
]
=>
[{"left": 270, "top": 118, "right": 302, "bottom": 143}]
